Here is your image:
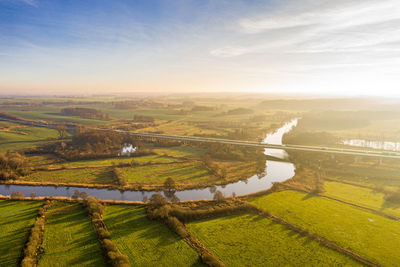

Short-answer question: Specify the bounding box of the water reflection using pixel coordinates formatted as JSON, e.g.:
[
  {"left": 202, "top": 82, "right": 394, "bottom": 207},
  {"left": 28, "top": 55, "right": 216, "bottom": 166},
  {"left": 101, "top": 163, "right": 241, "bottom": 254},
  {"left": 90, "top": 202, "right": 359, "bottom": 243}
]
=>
[
  {"left": 343, "top": 139, "right": 400, "bottom": 151},
  {"left": 0, "top": 119, "right": 298, "bottom": 201}
]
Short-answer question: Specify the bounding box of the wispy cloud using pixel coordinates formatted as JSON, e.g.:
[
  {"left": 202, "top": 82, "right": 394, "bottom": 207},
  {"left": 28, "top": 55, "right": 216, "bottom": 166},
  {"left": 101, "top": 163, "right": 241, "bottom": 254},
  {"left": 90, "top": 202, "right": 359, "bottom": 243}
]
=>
[{"left": 212, "top": 0, "right": 400, "bottom": 57}]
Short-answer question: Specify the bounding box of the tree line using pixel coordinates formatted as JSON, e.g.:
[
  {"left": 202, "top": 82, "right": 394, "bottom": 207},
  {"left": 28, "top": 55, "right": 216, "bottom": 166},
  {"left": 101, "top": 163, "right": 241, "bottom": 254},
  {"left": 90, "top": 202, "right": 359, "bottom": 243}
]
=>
[{"left": 0, "top": 152, "right": 30, "bottom": 180}]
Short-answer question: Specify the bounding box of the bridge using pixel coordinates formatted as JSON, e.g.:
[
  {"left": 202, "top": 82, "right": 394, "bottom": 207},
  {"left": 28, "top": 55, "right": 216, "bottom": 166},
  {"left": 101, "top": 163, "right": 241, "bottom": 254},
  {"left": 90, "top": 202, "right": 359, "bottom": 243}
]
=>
[
  {"left": 2, "top": 117, "right": 399, "bottom": 160},
  {"left": 113, "top": 130, "right": 400, "bottom": 160}
]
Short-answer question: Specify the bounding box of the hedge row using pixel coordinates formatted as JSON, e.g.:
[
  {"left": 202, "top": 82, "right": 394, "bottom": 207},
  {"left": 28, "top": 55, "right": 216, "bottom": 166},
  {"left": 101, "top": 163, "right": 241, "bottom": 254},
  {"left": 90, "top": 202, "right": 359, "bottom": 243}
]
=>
[
  {"left": 83, "top": 197, "right": 130, "bottom": 267},
  {"left": 21, "top": 200, "right": 52, "bottom": 267}
]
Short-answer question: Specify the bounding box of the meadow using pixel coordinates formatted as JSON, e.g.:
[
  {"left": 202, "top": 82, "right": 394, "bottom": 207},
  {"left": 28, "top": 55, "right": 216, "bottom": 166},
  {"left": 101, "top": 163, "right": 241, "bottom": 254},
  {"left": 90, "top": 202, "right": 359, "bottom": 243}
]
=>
[
  {"left": 38, "top": 201, "right": 106, "bottom": 267},
  {"left": 0, "top": 200, "right": 43, "bottom": 267},
  {"left": 186, "top": 213, "right": 359, "bottom": 266},
  {"left": 103, "top": 205, "right": 203, "bottom": 267},
  {"left": 323, "top": 181, "right": 400, "bottom": 217},
  {"left": 121, "top": 162, "right": 210, "bottom": 184},
  {"left": 249, "top": 190, "right": 400, "bottom": 266},
  {"left": 22, "top": 168, "right": 113, "bottom": 184},
  {"left": 0, "top": 122, "right": 60, "bottom": 152},
  {"left": 323, "top": 160, "right": 400, "bottom": 187}
]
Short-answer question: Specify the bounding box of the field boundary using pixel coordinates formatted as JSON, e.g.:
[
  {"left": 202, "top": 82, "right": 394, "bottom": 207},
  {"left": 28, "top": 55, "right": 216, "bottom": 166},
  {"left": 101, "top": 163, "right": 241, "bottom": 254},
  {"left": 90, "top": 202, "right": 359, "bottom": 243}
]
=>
[
  {"left": 280, "top": 185, "right": 400, "bottom": 220},
  {"left": 247, "top": 203, "right": 381, "bottom": 267}
]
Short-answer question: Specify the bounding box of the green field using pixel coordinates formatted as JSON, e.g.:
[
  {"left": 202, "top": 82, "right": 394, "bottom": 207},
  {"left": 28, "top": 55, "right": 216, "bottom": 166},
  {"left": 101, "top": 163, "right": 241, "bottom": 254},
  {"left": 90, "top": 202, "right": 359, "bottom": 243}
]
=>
[
  {"left": 324, "top": 161, "right": 400, "bottom": 187},
  {"left": 121, "top": 162, "right": 210, "bottom": 184},
  {"left": 3, "top": 107, "right": 112, "bottom": 125},
  {"left": 187, "top": 213, "right": 359, "bottom": 266},
  {"left": 49, "top": 155, "right": 180, "bottom": 169},
  {"left": 249, "top": 190, "right": 400, "bottom": 266},
  {"left": 38, "top": 202, "right": 106, "bottom": 267},
  {"left": 0, "top": 123, "right": 60, "bottom": 152},
  {"left": 0, "top": 200, "right": 43, "bottom": 267},
  {"left": 22, "top": 168, "right": 113, "bottom": 184},
  {"left": 324, "top": 181, "right": 400, "bottom": 217},
  {"left": 103, "top": 205, "right": 203, "bottom": 267}
]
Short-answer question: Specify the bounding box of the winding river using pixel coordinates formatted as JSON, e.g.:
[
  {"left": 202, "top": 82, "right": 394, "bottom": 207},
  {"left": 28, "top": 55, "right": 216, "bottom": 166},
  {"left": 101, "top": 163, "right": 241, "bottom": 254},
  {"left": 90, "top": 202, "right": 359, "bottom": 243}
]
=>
[{"left": 0, "top": 119, "right": 298, "bottom": 201}]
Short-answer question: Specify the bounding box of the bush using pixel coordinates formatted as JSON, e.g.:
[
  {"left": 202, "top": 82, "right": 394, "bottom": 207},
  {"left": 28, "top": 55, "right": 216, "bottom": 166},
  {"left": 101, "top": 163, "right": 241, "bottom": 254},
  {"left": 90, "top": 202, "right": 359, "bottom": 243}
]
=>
[
  {"left": 0, "top": 152, "right": 30, "bottom": 180},
  {"left": 112, "top": 167, "right": 127, "bottom": 186},
  {"left": 11, "top": 191, "right": 25, "bottom": 199},
  {"left": 83, "top": 198, "right": 130, "bottom": 267},
  {"left": 149, "top": 193, "right": 167, "bottom": 208}
]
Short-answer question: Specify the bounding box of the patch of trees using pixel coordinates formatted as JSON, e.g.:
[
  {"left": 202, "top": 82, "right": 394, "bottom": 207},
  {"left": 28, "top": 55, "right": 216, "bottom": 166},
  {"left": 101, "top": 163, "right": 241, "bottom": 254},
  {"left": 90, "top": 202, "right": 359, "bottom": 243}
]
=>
[
  {"left": 283, "top": 130, "right": 339, "bottom": 146},
  {"left": 52, "top": 130, "right": 153, "bottom": 160},
  {"left": 258, "top": 98, "right": 376, "bottom": 111},
  {"left": 0, "top": 152, "right": 30, "bottom": 180},
  {"left": 133, "top": 114, "right": 154, "bottom": 123},
  {"left": 169, "top": 200, "right": 258, "bottom": 223},
  {"left": 384, "top": 188, "right": 400, "bottom": 204},
  {"left": 204, "top": 143, "right": 266, "bottom": 162},
  {"left": 298, "top": 112, "right": 370, "bottom": 131},
  {"left": 83, "top": 197, "right": 130, "bottom": 267},
  {"left": 11, "top": 191, "right": 26, "bottom": 199},
  {"left": 218, "top": 108, "right": 254, "bottom": 116},
  {"left": 21, "top": 200, "right": 51, "bottom": 267},
  {"left": 113, "top": 100, "right": 164, "bottom": 109},
  {"left": 60, "top": 107, "right": 109, "bottom": 120},
  {"left": 112, "top": 167, "right": 127, "bottom": 186},
  {"left": 191, "top": 105, "right": 215, "bottom": 112}
]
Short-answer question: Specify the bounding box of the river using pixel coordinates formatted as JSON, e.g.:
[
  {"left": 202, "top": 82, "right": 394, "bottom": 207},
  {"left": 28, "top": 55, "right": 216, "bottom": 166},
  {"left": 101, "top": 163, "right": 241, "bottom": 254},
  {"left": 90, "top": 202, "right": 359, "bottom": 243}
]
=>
[{"left": 0, "top": 119, "right": 298, "bottom": 201}]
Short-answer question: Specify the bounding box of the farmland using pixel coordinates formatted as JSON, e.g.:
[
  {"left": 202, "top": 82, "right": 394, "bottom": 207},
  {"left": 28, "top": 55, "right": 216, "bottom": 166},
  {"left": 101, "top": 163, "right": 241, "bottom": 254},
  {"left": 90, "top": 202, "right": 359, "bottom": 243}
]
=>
[
  {"left": 1, "top": 95, "right": 400, "bottom": 266},
  {"left": 187, "top": 213, "right": 359, "bottom": 266},
  {"left": 0, "top": 200, "right": 43, "bottom": 267},
  {"left": 249, "top": 190, "right": 400, "bottom": 266},
  {"left": 323, "top": 181, "right": 400, "bottom": 218},
  {"left": 38, "top": 201, "right": 106, "bottom": 267},
  {"left": 103, "top": 205, "right": 203, "bottom": 266}
]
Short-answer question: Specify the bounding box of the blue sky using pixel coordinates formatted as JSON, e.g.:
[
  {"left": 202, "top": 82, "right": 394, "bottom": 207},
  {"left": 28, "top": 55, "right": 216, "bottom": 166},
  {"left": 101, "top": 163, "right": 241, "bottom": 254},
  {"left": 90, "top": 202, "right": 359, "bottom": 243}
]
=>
[{"left": 1, "top": 0, "right": 399, "bottom": 96}]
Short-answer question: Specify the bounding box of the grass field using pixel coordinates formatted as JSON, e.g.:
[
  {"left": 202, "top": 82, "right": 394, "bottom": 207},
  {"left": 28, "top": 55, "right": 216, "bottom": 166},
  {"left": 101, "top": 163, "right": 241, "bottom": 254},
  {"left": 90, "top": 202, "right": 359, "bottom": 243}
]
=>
[
  {"left": 3, "top": 107, "right": 112, "bottom": 125},
  {"left": 187, "top": 213, "right": 360, "bottom": 266},
  {"left": 38, "top": 202, "right": 106, "bottom": 267},
  {"left": 22, "top": 168, "right": 113, "bottom": 184},
  {"left": 47, "top": 155, "right": 180, "bottom": 169},
  {"left": 249, "top": 190, "right": 400, "bottom": 266},
  {"left": 103, "top": 205, "right": 203, "bottom": 267},
  {"left": 0, "top": 123, "right": 60, "bottom": 152},
  {"left": 0, "top": 200, "right": 43, "bottom": 267},
  {"left": 121, "top": 162, "right": 210, "bottom": 184},
  {"left": 323, "top": 161, "right": 400, "bottom": 187},
  {"left": 323, "top": 181, "right": 400, "bottom": 217}
]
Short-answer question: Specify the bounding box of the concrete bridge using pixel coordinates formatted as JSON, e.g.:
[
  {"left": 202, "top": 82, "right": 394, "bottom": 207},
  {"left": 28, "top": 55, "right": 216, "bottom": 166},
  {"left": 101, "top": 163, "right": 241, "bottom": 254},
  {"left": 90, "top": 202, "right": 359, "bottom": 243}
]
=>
[{"left": 114, "top": 130, "right": 400, "bottom": 160}]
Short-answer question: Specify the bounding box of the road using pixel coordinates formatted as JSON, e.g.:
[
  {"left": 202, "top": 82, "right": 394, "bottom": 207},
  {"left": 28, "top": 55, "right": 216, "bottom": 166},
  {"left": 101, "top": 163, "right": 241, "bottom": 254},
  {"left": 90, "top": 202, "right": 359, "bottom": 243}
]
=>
[
  {"left": 114, "top": 130, "right": 400, "bottom": 160},
  {"left": 2, "top": 117, "right": 399, "bottom": 160}
]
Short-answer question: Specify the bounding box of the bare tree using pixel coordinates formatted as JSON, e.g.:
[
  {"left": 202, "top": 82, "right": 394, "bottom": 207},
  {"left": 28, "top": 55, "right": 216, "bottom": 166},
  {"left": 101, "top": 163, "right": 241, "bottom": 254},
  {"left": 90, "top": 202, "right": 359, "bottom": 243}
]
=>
[{"left": 56, "top": 123, "right": 67, "bottom": 139}]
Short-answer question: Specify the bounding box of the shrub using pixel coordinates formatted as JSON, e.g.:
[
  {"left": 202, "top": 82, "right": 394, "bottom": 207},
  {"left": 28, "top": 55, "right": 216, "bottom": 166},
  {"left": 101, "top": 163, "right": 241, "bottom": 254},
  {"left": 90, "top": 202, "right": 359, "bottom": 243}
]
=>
[
  {"left": 112, "top": 167, "right": 127, "bottom": 186},
  {"left": 11, "top": 191, "right": 25, "bottom": 199}
]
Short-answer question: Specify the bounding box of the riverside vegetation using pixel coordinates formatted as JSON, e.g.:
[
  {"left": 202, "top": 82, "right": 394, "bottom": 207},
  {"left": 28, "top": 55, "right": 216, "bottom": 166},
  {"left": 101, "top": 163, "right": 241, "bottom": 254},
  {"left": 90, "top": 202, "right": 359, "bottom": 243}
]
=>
[{"left": 1, "top": 95, "right": 400, "bottom": 266}]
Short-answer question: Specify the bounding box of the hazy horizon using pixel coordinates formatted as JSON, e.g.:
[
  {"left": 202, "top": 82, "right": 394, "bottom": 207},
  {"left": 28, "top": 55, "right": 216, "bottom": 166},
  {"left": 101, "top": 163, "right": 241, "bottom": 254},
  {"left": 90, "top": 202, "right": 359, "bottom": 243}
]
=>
[{"left": 1, "top": 0, "right": 399, "bottom": 97}]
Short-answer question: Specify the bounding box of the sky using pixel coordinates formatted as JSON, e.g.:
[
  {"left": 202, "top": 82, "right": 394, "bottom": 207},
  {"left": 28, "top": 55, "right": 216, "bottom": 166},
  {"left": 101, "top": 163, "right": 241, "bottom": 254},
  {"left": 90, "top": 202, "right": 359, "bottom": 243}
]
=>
[{"left": 0, "top": 0, "right": 399, "bottom": 96}]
